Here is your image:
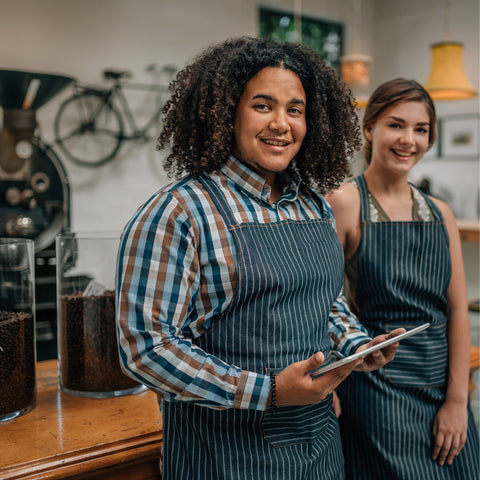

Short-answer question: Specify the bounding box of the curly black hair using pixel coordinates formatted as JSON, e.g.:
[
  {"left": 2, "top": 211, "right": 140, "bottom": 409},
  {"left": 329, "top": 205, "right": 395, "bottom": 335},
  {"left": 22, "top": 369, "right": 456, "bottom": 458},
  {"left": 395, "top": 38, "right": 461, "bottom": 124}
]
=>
[{"left": 157, "top": 36, "right": 362, "bottom": 192}]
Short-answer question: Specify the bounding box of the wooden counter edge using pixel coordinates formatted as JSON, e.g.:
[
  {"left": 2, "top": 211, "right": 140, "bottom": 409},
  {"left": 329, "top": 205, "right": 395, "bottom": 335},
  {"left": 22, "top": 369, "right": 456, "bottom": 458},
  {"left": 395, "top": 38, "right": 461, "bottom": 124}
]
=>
[
  {"left": 457, "top": 218, "right": 480, "bottom": 243},
  {"left": 0, "top": 431, "right": 163, "bottom": 480}
]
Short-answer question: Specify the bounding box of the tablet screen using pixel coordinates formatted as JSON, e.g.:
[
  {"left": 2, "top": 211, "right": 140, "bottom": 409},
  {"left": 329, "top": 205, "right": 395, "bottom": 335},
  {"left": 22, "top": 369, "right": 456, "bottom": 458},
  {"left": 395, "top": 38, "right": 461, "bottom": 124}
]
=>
[{"left": 310, "top": 322, "right": 430, "bottom": 378}]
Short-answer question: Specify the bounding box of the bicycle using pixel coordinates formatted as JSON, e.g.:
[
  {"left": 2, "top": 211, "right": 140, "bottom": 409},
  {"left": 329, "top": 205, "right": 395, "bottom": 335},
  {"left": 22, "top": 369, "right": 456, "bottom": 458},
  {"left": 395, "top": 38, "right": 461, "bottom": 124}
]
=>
[{"left": 54, "top": 64, "right": 177, "bottom": 168}]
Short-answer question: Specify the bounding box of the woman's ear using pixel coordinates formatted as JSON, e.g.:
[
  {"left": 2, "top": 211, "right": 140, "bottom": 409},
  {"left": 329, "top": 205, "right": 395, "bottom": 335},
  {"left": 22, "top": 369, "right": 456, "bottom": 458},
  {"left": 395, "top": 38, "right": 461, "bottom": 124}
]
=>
[{"left": 364, "top": 124, "right": 373, "bottom": 142}]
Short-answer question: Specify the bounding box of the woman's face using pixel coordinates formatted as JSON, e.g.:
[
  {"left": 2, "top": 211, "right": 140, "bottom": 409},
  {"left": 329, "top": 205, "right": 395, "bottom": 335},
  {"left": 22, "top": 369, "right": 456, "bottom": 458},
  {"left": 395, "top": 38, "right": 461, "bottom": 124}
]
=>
[
  {"left": 232, "top": 67, "right": 307, "bottom": 186},
  {"left": 365, "top": 100, "right": 431, "bottom": 174}
]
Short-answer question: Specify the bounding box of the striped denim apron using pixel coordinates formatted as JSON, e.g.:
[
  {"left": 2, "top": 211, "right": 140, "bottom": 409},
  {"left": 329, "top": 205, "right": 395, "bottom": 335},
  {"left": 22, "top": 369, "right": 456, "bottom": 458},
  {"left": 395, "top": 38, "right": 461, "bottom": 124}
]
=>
[
  {"left": 161, "top": 175, "right": 346, "bottom": 479},
  {"left": 338, "top": 174, "right": 480, "bottom": 479}
]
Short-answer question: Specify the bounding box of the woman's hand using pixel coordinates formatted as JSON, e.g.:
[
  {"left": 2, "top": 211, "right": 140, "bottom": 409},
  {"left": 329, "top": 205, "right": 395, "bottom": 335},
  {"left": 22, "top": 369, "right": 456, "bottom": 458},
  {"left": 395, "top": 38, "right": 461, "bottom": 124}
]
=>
[
  {"left": 354, "top": 328, "right": 406, "bottom": 372},
  {"left": 431, "top": 400, "right": 468, "bottom": 466},
  {"left": 274, "top": 352, "right": 362, "bottom": 406}
]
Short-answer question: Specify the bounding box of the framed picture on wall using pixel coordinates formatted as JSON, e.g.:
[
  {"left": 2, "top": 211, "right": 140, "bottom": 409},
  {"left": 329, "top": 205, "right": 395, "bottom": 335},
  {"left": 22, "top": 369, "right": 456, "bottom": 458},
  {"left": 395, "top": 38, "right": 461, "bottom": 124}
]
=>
[
  {"left": 439, "top": 114, "right": 479, "bottom": 157},
  {"left": 258, "top": 6, "right": 343, "bottom": 72},
  {"left": 423, "top": 133, "right": 439, "bottom": 158}
]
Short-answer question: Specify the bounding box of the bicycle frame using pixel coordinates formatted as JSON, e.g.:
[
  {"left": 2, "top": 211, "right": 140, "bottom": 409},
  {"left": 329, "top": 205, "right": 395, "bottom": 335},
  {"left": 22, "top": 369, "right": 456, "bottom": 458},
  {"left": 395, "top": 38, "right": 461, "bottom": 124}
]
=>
[
  {"left": 110, "top": 81, "right": 168, "bottom": 139},
  {"left": 54, "top": 66, "right": 175, "bottom": 168}
]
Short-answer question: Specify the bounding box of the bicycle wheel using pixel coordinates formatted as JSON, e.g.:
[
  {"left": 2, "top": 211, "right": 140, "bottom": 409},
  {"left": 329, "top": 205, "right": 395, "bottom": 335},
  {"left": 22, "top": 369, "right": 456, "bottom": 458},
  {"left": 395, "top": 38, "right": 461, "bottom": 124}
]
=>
[{"left": 54, "top": 93, "right": 123, "bottom": 168}]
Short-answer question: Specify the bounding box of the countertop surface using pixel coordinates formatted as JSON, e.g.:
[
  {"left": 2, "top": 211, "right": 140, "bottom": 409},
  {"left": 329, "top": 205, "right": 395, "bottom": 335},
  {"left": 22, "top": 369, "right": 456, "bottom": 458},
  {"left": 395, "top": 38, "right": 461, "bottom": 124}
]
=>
[{"left": 0, "top": 360, "right": 163, "bottom": 480}]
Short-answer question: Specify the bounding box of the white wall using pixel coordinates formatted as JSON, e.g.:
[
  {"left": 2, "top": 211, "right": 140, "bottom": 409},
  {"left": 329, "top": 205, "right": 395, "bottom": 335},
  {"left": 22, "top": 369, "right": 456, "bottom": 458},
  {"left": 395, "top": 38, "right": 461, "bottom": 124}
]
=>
[{"left": 2, "top": 0, "right": 477, "bottom": 265}]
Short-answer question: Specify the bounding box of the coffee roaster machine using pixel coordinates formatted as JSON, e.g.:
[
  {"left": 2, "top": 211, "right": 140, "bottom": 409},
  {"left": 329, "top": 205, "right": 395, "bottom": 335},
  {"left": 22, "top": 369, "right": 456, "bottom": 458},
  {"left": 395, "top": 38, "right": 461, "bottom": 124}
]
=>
[{"left": 0, "top": 69, "right": 74, "bottom": 360}]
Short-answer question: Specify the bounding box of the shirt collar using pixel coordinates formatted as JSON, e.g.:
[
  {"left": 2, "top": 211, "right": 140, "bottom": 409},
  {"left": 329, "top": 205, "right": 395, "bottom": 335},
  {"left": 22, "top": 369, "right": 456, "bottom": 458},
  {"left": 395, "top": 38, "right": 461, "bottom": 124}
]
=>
[{"left": 219, "top": 155, "right": 302, "bottom": 203}]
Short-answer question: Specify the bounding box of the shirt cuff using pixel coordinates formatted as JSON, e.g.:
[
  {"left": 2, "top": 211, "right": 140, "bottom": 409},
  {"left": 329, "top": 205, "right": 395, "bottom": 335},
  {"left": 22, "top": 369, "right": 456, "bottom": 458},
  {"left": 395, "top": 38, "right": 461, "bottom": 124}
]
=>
[
  {"left": 233, "top": 370, "right": 270, "bottom": 411},
  {"left": 337, "top": 332, "right": 372, "bottom": 357}
]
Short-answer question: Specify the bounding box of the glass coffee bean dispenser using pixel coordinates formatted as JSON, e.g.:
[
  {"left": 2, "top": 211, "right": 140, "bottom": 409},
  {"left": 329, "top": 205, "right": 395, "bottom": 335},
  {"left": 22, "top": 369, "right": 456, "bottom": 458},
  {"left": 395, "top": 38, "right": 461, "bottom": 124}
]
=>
[
  {"left": 56, "top": 232, "right": 146, "bottom": 398},
  {"left": 0, "top": 238, "right": 36, "bottom": 421}
]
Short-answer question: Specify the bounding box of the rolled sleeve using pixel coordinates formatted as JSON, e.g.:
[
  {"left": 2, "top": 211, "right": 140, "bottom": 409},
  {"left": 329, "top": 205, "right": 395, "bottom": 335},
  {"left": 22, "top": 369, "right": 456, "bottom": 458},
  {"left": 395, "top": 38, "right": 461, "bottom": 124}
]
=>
[
  {"left": 116, "top": 189, "right": 270, "bottom": 411},
  {"left": 233, "top": 371, "right": 271, "bottom": 410},
  {"left": 329, "top": 293, "right": 371, "bottom": 356}
]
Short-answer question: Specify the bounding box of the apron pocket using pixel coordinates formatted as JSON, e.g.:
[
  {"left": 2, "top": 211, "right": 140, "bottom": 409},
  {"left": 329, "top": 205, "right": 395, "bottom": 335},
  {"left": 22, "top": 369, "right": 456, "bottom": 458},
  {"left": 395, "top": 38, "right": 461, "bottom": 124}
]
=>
[
  {"left": 262, "top": 399, "right": 333, "bottom": 447},
  {"left": 384, "top": 320, "right": 448, "bottom": 388}
]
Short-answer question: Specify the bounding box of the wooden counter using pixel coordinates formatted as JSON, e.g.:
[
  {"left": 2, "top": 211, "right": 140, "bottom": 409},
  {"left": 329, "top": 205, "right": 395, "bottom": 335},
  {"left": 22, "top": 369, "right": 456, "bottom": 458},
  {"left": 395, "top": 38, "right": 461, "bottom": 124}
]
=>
[
  {"left": 0, "top": 360, "right": 163, "bottom": 480},
  {"left": 457, "top": 218, "right": 480, "bottom": 243}
]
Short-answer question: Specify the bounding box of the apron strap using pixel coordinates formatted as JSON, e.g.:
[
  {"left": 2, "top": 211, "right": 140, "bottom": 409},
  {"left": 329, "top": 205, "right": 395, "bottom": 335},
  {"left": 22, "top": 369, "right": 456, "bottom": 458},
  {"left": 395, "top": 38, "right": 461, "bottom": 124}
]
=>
[
  {"left": 355, "top": 174, "right": 371, "bottom": 222},
  {"left": 357, "top": 175, "right": 444, "bottom": 224},
  {"left": 199, "top": 172, "right": 333, "bottom": 225},
  {"left": 198, "top": 174, "right": 238, "bottom": 227},
  {"left": 411, "top": 184, "right": 444, "bottom": 222},
  {"left": 306, "top": 187, "right": 330, "bottom": 220}
]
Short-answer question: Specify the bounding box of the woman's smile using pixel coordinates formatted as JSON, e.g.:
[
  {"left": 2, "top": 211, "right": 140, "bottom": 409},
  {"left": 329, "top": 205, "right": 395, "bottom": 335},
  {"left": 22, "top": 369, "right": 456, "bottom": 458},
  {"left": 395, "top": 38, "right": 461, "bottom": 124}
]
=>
[{"left": 365, "top": 100, "right": 430, "bottom": 173}]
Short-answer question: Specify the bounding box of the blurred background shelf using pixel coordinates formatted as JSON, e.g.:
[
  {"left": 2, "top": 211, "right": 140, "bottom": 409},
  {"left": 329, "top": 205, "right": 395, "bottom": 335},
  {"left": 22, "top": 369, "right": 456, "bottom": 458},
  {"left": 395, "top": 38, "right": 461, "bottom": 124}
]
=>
[{"left": 457, "top": 218, "right": 480, "bottom": 243}]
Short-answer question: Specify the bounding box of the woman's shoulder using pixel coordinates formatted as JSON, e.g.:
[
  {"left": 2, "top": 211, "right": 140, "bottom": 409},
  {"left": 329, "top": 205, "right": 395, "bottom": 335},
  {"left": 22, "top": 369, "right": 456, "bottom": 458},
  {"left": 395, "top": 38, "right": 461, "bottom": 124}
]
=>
[
  {"left": 325, "top": 179, "right": 362, "bottom": 255},
  {"left": 428, "top": 195, "right": 457, "bottom": 225},
  {"left": 325, "top": 179, "right": 360, "bottom": 210}
]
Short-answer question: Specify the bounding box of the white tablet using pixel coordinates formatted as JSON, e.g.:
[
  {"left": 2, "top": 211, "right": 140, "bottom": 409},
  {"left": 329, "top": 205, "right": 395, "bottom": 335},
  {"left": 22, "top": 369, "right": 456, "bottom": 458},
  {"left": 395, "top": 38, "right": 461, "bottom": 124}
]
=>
[{"left": 310, "top": 322, "right": 430, "bottom": 378}]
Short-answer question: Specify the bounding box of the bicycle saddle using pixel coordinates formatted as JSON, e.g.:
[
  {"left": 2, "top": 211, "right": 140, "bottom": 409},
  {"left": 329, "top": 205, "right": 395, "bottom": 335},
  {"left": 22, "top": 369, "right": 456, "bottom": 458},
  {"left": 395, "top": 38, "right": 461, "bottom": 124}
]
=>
[{"left": 102, "top": 69, "right": 133, "bottom": 81}]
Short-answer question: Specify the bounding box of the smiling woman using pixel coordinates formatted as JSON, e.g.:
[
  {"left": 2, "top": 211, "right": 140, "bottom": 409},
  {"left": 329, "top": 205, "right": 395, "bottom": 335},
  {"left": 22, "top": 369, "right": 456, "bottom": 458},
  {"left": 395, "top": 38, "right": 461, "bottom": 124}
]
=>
[
  {"left": 231, "top": 67, "right": 307, "bottom": 201},
  {"left": 326, "top": 78, "right": 480, "bottom": 479},
  {"left": 363, "top": 101, "right": 431, "bottom": 192},
  {"left": 115, "top": 37, "right": 403, "bottom": 480}
]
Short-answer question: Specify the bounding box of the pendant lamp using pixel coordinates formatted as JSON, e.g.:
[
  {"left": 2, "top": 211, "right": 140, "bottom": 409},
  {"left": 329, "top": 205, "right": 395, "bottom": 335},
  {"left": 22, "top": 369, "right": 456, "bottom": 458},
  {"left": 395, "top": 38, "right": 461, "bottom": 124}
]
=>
[
  {"left": 424, "top": 0, "right": 476, "bottom": 100},
  {"left": 424, "top": 42, "right": 476, "bottom": 100}
]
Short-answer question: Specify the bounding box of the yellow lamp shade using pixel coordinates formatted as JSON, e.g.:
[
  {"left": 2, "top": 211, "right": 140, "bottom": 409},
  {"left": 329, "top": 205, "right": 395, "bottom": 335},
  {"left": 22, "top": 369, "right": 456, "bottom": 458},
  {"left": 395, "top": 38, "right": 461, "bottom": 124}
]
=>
[{"left": 424, "top": 42, "right": 477, "bottom": 100}]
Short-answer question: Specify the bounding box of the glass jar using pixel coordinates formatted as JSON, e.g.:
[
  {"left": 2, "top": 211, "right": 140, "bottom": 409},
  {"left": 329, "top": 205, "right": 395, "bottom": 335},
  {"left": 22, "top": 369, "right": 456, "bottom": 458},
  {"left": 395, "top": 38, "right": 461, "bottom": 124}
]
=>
[
  {"left": 0, "top": 238, "right": 36, "bottom": 421},
  {"left": 56, "top": 232, "right": 146, "bottom": 398}
]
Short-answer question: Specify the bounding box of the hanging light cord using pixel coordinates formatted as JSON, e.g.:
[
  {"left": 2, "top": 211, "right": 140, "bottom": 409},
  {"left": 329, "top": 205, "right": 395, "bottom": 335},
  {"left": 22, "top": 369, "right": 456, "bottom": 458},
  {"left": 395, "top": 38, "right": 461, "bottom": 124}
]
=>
[{"left": 444, "top": 0, "right": 451, "bottom": 41}]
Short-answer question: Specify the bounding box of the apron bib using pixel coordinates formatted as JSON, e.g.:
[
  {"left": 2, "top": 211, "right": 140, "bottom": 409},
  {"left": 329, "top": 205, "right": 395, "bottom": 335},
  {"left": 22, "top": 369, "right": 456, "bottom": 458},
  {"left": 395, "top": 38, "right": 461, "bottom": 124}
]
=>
[
  {"left": 354, "top": 174, "right": 451, "bottom": 388},
  {"left": 338, "top": 175, "right": 479, "bottom": 480},
  {"left": 161, "top": 175, "right": 345, "bottom": 479}
]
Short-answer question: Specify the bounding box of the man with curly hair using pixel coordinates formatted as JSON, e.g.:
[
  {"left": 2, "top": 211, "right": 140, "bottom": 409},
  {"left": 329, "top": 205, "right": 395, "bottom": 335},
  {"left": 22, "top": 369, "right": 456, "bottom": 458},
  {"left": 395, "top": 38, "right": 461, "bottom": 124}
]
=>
[{"left": 116, "top": 36, "right": 401, "bottom": 479}]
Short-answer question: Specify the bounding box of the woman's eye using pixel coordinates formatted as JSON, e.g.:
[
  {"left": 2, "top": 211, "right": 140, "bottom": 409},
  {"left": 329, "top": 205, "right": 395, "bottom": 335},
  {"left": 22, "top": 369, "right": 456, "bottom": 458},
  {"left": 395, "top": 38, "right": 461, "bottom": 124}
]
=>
[
  {"left": 416, "top": 127, "right": 428, "bottom": 134},
  {"left": 288, "top": 107, "right": 303, "bottom": 115},
  {"left": 388, "top": 123, "right": 401, "bottom": 129},
  {"left": 254, "top": 103, "right": 270, "bottom": 111}
]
